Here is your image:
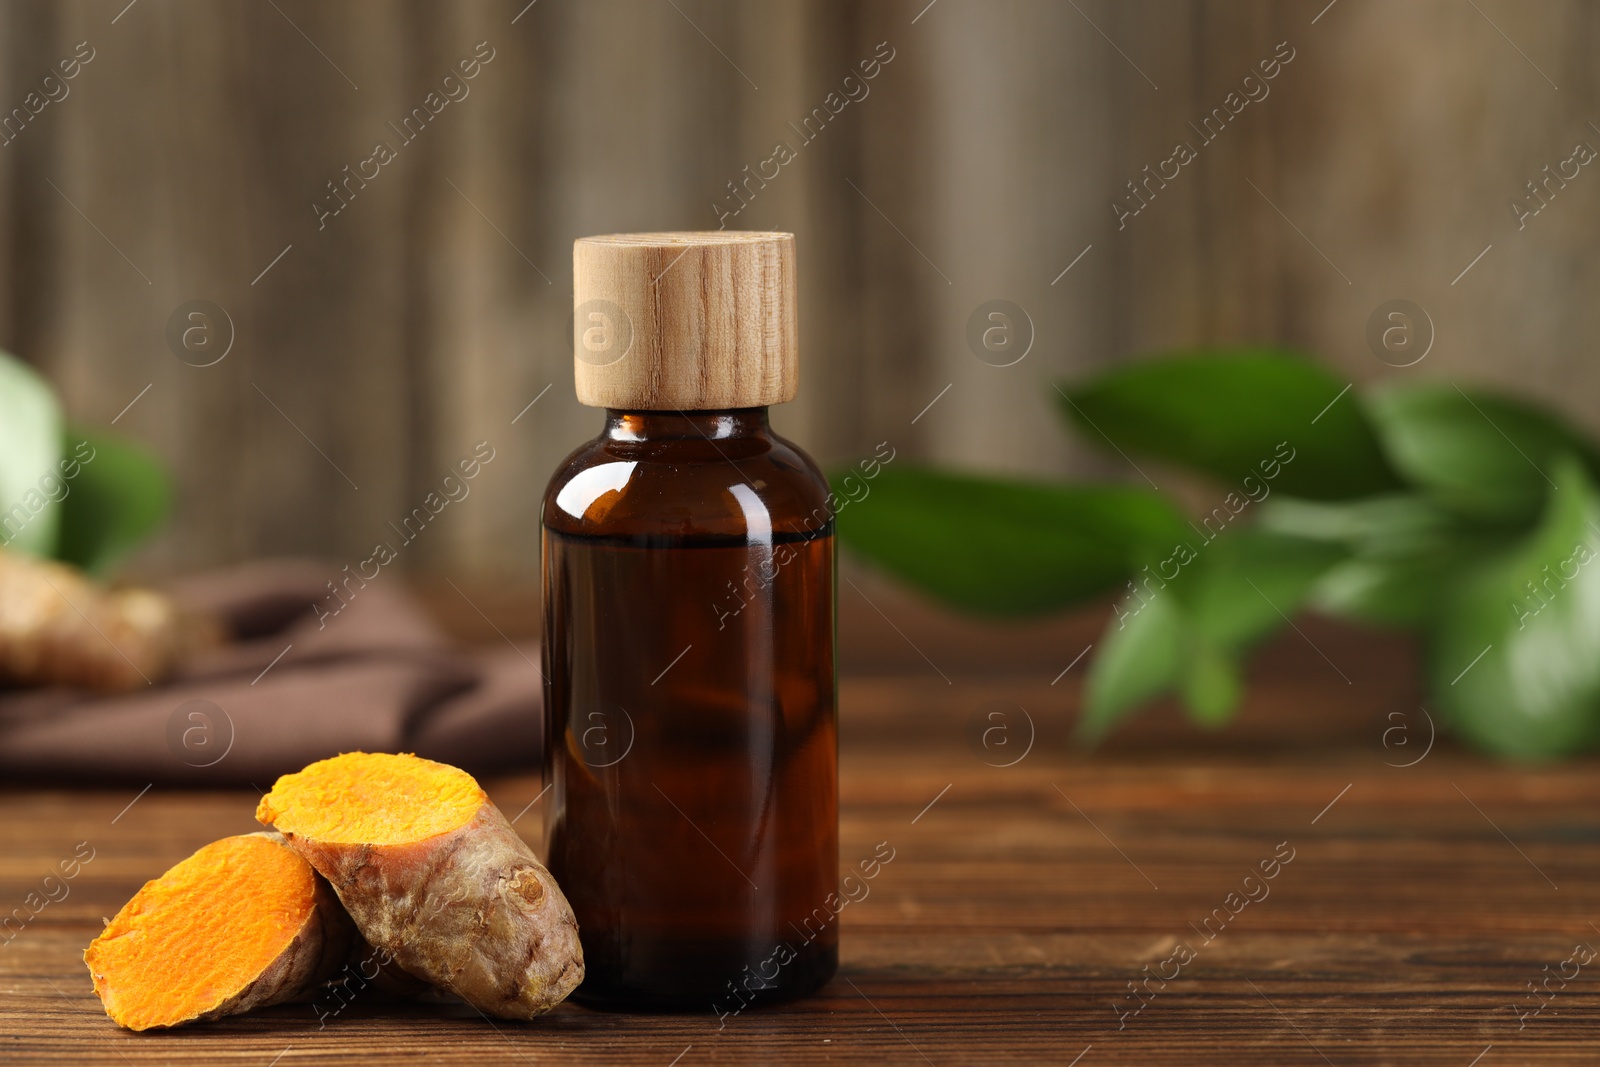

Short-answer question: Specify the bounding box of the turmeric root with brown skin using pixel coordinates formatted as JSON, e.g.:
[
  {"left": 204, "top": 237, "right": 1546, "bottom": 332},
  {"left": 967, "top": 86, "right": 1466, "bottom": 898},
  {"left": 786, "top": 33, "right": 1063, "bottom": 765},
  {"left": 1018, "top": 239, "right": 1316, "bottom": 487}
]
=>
[
  {"left": 256, "top": 752, "right": 583, "bottom": 1019},
  {"left": 0, "top": 547, "right": 215, "bottom": 691},
  {"left": 83, "top": 833, "right": 354, "bottom": 1031}
]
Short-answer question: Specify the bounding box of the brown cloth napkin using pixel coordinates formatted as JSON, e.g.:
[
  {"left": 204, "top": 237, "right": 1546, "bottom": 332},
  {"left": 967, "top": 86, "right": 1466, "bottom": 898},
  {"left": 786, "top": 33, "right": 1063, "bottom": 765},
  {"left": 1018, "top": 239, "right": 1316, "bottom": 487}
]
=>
[{"left": 0, "top": 561, "right": 543, "bottom": 786}]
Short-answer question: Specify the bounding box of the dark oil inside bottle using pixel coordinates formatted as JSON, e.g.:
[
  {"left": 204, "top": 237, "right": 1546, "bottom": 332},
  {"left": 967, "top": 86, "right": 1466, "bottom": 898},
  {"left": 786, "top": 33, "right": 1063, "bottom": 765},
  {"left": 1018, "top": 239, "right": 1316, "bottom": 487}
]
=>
[{"left": 542, "top": 409, "right": 838, "bottom": 1012}]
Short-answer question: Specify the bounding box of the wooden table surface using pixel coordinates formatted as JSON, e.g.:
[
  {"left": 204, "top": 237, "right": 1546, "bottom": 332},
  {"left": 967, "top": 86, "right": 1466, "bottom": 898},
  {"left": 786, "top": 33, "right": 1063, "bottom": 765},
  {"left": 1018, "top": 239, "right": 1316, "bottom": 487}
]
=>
[{"left": 3, "top": 586, "right": 1596, "bottom": 1065}]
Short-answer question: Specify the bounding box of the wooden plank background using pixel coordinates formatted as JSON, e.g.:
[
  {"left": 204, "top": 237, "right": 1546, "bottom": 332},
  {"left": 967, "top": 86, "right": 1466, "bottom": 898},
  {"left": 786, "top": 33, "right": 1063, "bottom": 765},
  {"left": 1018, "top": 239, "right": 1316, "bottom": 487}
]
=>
[{"left": 0, "top": 0, "right": 1595, "bottom": 577}]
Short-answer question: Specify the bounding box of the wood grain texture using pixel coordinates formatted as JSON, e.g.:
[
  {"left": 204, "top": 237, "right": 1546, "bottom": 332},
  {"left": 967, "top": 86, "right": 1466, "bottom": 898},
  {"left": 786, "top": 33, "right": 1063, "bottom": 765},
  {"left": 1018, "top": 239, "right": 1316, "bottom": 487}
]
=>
[
  {"left": 572, "top": 232, "right": 797, "bottom": 410},
  {"left": 2, "top": 599, "right": 1597, "bottom": 1065}
]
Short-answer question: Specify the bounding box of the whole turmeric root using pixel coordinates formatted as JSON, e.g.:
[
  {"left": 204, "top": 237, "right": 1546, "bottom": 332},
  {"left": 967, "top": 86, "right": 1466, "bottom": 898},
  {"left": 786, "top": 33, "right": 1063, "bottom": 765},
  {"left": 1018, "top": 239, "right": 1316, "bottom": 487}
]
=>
[
  {"left": 83, "top": 833, "right": 354, "bottom": 1030},
  {"left": 0, "top": 547, "right": 214, "bottom": 691},
  {"left": 256, "top": 752, "right": 584, "bottom": 1019}
]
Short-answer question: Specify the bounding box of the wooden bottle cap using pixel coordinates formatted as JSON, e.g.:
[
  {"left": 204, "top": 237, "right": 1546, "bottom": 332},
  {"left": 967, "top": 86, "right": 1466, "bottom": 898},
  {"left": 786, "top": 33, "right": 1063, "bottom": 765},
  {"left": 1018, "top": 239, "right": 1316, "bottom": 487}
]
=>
[{"left": 572, "top": 231, "right": 798, "bottom": 410}]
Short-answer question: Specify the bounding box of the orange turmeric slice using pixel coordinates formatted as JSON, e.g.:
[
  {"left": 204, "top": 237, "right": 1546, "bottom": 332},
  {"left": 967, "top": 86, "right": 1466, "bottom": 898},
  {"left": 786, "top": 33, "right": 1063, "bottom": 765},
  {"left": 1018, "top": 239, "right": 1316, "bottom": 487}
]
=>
[
  {"left": 257, "top": 752, "right": 583, "bottom": 1019},
  {"left": 83, "top": 833, "right": 352, "bottom": 1030},
  {"left": 256, "top": 750, "right": 484, "bottom": 845}
]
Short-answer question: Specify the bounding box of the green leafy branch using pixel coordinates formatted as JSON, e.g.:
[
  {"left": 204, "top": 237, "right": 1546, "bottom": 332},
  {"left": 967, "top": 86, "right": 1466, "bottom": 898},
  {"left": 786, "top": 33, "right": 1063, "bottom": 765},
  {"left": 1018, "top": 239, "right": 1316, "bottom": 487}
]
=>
[
  {"left": 0, "top": 351, "right": 170, "bottom": 575},
  {"left": 832, "top": 350, "right": 1600, "bottom": 759}
]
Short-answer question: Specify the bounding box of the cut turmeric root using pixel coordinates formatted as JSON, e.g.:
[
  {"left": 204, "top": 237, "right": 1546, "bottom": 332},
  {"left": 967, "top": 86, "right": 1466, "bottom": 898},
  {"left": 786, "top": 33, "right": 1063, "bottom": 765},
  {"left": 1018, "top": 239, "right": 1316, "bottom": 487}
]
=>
[
  {"left": 256, "top": 752, "right": 583, "bottom": 1019},
  {"left": 0, "top": 547, "right": 215, "bottom": 691},
  {"left": 83, "top": 833, "right": 353, "bottom": 1030}
]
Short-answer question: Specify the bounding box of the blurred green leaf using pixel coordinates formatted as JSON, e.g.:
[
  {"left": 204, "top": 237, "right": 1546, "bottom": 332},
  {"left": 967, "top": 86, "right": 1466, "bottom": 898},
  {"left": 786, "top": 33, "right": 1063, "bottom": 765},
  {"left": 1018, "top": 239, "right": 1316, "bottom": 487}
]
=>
[
  {"left": 1365, "top": 383, "right": 1600, "bottom": 523},
  {"left": 1260, "top": 494, "right": 1524, "bottom": 628},
  {"left": 1079, "top": 528, "right": 1344, "bottom": 739},
  {"left": 1080, "top": 588, "right": 1184, "bottom": 740},
  {"left": 1177, "top": 528, "right": 1346, "bottom": 647},
  {"left": 831, "top": 466, "right": 1191, "bottom": 616},
  {"left": 1180, "top": 637, "right": 1242, "bottom": 727},
  {"left": 1058, "top": 349, "right": 1403, "bottom": 501},
  {"left": 55, "top": 428, "right": 170, "bottom": 576},
  {"left": 1428, "top": 453, "right": 1600, "bottom": 759},
  {"left": 0, "top": 351, "right": 65, "bottom": 557}
]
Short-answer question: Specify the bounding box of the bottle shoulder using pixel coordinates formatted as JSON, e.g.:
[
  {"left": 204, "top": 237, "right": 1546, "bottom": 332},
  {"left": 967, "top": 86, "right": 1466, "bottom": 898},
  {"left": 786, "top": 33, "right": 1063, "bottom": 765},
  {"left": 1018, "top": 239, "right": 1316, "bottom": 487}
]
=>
[{"left": 541, "top": 429, "right": 832, "bottom": 540}]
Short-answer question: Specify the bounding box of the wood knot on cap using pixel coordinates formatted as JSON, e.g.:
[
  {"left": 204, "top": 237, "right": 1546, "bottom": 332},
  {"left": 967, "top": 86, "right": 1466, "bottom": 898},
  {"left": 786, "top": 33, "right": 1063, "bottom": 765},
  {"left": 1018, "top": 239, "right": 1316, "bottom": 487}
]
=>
[{"left": 572, "top": 231, "right": 798, "bottom": 410}]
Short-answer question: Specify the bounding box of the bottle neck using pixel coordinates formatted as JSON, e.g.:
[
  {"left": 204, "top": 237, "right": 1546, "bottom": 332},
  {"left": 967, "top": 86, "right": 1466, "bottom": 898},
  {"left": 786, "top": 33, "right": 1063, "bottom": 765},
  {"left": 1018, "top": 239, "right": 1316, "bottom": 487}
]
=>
[{"left": 603, "top": 408, "right": 771, "bottom": 442}]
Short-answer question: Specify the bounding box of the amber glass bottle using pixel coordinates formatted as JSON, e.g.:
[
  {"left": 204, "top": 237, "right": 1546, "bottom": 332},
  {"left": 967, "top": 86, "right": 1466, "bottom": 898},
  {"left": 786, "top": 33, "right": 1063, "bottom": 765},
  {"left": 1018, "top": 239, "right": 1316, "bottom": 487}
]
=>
[{"left": 543, "top": 233, "right": 837, "bottom": 1011}]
